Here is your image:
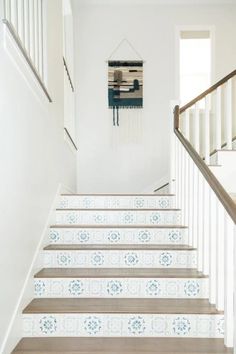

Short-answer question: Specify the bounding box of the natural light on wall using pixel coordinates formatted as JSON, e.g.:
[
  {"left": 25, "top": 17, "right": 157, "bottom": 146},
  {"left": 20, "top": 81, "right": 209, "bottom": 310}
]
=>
[{"left": 180, "top": 31, "right": 211, "bottom": 106}]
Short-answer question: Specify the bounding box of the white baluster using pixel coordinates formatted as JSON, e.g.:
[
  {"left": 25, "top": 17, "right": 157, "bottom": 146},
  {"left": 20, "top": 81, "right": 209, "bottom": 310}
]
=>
[
  {"left": 197, "top": 172, "right": 204, "bottom": 272},
  {"left": 175, "top": 136, "right": 179, "bottom": 208},
  {"left": 216, "top": 86, "right": 222, "bottom": 150},
  {"left": 183, "top": 109, "right": 190, "bottom": 140},
  {"left": 177, "top": 139, "right": 181, "bottom": 209},
  {"left": 3, "top": 0, "right": 7, "bottom": 18},
  {"left": 17, "top": 0, "right": 25, "bottom": 44},
  {"left": 24, "top": 0, "right": 30, "bottom": 53},
  {"left": 226, "top": 79, "right": 233, "bottom": 150},
  {"left": 216, "top": 202, "right": 224, "bottom": 311},
  {"left": 34, "top": 0, "right": 39, "bottom": 71},
  {"left": 188, "top": 157, "right": 194, "bottom": 246},
  {"left": 29, "top": 0, "right": 35, "bottom": 62},
  {"left": 204, "top": 95, "right": 210, "bottom": 165},
  {"left": 179, "top": 140, "right": 183, "bottom": 211},
  {"left": 192, "top": 164, "right": 198, "bottom": 249},
  {"left": 183, "top": 148, "right": 189, "bottom": 227},
  {"left": 202, "top": 180, "right": 210, "bottom": 275},
  {"left": 224, "top": 214, "right": 234, "bottom": 347},
  {"left": 209, "top": 190, "right": 217, "bottom": 304},
  {"left": 194, "top": 102, "right": 200, "bottom": 153},
  {"left": 10, "top": 0, "right": 18, "bottom": 32},
  {"left": 7, "top": 0, "right": 11, "bottom": 21},
  {"left": 180, "top": 143, "right": 185, "bottom": 224},
  {"left": 38, "top": 0, "right": 44, "bottom": 78}
]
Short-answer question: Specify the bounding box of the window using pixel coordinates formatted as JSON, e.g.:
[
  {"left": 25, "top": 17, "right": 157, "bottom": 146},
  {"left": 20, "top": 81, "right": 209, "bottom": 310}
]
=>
[{"left": 179, "top": 31, "right": 211, "bottom": 106}]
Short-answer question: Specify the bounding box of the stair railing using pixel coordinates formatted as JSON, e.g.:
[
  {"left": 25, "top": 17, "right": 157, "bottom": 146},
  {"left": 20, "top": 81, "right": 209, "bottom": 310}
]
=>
[
  {"left": 2, "top": 0, "right": 51, "bottom": 101},
  {"left": 173, "top": 70, "right": 236, "bottom": 349}
]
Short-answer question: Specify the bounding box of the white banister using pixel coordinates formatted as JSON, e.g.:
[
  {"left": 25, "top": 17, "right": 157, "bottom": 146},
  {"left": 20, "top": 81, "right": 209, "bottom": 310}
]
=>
[
  {"left": 11, "top": 0, "right": 18, "bottom": 32},
  {"left": 202, "top": 180, "right": 210, "bottom": 275},
  {"left": 226, "top": 79, "right": 233, "bottom": 150},
  {"left": 194, "top": 102, "right": 200, "bottom": 153},
  {"left": 2, "top": 0, "right": 47, "bottom": 91},
  {"left": 216, "top": 86, "right": 222, "bottom": 150},
  {"left": 187, "top": 157, "right": 194, "bottom": 246},
  {"left": 224, "top": 214, "right": 234, "bottom": 347},
  {"left": 29, "top": 0, "right": 35, "bottom": 62},
  {"left": 174, "top": 69, "right": 236, "bottom": 351},
  {"left": 24, "top": 0, "right": 30, "bottom": 52},
  {"left": 216, "top": 202, "right": 224, "bottom": 311},
  {"left": 38, "top": 0, "right": 43, "bottom": 78},
  {"left": 180, "top": 143, "right": 185, "bottom": 224},
  {"left": 197, "top": 172, "right": 204, "bottom": 272},
  {"left": 183, "top": 151, "right": 189, "bottom": 227},
  {"left": 34, "top": 0, "right": 39, "bottom": 71},
  {"left": 209, "top": 191, "right": 217, "bottom": 304},
  {"left": 183, "top": 109, "right": 190, "bottom": 141},
  {"left": 17, "top": 0, "right": 24, "bottom": 43},
  {"left": 204, "top": 95, "right": 210, "bottom": 165},
  {"left": 192, "top": 164, "right": 199, "bottom": 249}
]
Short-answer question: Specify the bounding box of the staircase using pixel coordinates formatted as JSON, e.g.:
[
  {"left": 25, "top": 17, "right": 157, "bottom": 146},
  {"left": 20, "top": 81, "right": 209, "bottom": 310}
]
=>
[{"left": 12, "top": 194, "right": 232, "bottom": 353}]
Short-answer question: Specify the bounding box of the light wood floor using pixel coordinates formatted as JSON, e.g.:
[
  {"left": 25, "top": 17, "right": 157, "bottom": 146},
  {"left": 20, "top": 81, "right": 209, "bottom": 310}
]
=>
[
  {"left": 13, "top": 337, "right": 233, "bottom": 353},
  {"left": 35, "top": 268, "right": 207, "bottom": 278},
  {"left": 23, "top": 298, "right": 223, "bottom": 315},
  {"left": 44, "top": 244, "right": 195, "bottom": 251}
]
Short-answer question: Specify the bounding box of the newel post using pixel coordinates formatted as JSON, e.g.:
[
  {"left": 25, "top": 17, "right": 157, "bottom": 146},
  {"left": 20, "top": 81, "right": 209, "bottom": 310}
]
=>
[{"left": 174, "top": 105, "right": 180, "bottom": 131}]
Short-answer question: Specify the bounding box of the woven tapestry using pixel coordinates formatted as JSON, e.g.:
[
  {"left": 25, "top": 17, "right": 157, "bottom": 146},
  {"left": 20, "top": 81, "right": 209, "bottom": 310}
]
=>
[{"left": 108, "top": 61, "right": 143, "bottom": 126}]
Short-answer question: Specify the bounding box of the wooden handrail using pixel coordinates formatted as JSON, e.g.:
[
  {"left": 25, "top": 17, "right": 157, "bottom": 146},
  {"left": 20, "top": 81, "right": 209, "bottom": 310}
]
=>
[
  {"left": 180, "top": 69, "right": 236, "bottom": 114},
  {"left": 64, "top": 127, "right": 78, "bottom": 151},
  {"left": 154, "top": 182, "right": 169, "bottom": 193},
  {"left": 63, "top": 57, "right": 75, "bottom": 92},
  {"left": 174, "top": 105, "right": 236, "bottom": 225}
]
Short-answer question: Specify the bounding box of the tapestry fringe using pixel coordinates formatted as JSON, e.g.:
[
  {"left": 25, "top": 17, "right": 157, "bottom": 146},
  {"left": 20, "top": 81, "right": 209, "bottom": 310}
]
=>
[{"left": 109, "top": 106, "right": 143, "bottom": 109}]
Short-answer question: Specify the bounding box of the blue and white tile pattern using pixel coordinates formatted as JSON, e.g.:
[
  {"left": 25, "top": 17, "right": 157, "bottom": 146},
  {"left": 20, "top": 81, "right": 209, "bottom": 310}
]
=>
[
  {"left": 34, "top": 278, "right": 208, "bottom": 299},
  {"left": 49, "top": 228, "right": 187, "bottom": 245},
  {"left": 43, "top": 250, "right": 197, "bottom": 268},
  {"left": 23, "top": 313, "right": 224, "bottom": 338}
]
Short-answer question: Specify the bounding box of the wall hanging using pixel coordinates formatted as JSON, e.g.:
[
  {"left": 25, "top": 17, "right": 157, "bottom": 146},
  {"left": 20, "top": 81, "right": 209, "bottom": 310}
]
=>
[{"left": 107, "top": 39, "right": 144, "bottom": 127}]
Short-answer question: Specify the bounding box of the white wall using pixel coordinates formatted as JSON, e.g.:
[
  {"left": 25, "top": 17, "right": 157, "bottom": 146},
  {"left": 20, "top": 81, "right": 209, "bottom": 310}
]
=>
[
  {"left": 73, "top": 0, "right": 236, "bottom": 193},
  {"left": 0, "top": 0, "right": 76, "bottom": 352}
]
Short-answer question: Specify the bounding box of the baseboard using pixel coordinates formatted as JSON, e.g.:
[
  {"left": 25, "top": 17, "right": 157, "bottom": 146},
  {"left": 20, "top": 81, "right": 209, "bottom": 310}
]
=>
[{"left": 0, "top": 184, "right": 65, "bottom": 354}]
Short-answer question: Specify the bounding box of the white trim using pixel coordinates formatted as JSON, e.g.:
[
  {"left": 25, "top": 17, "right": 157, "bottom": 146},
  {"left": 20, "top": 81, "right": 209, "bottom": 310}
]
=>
[{"left": 0, "top": 184, "right": 64, "bottom": 354}]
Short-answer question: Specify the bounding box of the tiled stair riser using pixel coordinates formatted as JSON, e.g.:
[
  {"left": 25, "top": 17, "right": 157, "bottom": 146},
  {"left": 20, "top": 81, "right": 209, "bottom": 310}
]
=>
[
  {"left": 34, "top": 278, "right": 208, "bottom": 298},
  {"left": 23, "top": 313, "right": 224, "bottom": 338},
  {"left": 55, "top": 210, "right": 181, "bottom": 226},
  {"left": 58, "top": 196, "right": 175, "bottom": 210},
  {"left": 49, "top": 228, "right": 188, "bottom": 245},
  {"left": 43, "top": 250, "right": 197, "bottom": 268}
]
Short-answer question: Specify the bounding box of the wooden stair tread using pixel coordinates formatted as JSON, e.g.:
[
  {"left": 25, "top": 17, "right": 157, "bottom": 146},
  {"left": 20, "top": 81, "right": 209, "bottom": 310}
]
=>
[
  {"left": 23, "top": 299, "right": 222, "bottom": 314},
  {"left": 13, "top": 337, "right": 233, "bottom": 353},
  {"left": 56, "top": 208, "right": 181, "bottom": 211},
  {"left": 35, "top": 268, "right": 206, "bottom": 278},
  {"left": 61, "top": 194, "right": 175, "bottom": 196},
  {"left": 50, "top": 225, "right": 188, "bottom": 229},
  {"left": 44, "top": 244, "right": 195, "bottom": 251}
]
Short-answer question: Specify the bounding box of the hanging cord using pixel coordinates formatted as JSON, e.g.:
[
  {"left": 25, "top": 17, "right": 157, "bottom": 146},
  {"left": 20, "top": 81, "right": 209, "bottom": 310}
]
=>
[
  {"left": 116, "top": 106, "right": 119, "bottom": 126},
  {"left": 107, "top": 38, "right": 144, "bottom": 62},
  {"left": 113, "top": 107, "right": 116, "bottom": 126}
]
